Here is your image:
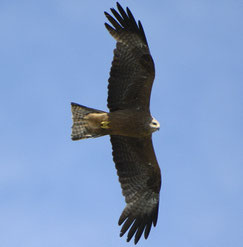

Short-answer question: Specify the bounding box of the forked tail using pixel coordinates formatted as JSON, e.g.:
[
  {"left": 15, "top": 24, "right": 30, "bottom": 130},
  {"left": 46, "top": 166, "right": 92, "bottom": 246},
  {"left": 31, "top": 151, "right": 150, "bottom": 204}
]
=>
[{"left": 71, "top": 102, "right": 109, "bottom": 140}]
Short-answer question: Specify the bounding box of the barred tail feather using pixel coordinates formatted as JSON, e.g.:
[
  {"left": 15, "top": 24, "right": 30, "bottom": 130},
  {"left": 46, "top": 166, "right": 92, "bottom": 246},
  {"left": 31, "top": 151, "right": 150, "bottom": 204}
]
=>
[{"left": 71, "top": 102, "right": 107, "bottom": 140}]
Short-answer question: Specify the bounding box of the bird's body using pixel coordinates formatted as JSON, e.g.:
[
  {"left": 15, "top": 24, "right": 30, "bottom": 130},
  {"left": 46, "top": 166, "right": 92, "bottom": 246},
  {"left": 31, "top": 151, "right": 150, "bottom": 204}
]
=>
[
  {"left": 71, "top": 2, "right": 161, "bottom": 244},
  {"left": 72, "top": 104, "right": 158, "bottom": 138}
]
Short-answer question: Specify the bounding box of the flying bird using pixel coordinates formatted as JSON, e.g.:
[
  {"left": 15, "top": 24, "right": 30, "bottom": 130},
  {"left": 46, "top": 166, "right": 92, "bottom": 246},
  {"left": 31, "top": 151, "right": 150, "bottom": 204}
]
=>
[{"left": 71, "top": 2, "right": 161, "bottom": 244}]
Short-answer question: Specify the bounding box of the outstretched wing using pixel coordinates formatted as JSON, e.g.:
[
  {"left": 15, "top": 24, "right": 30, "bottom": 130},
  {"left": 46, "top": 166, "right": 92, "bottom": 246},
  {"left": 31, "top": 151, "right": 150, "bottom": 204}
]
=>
[
  {"left": 105, "top": 3, "right": 155, "bottom": 112},
  {"left": 110, "top": 135, "right": 161, "bottom": 244}
]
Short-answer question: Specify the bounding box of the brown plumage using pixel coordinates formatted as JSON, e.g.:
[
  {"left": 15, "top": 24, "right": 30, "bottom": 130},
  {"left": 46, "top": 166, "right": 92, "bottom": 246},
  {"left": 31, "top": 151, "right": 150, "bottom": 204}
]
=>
[{"left": 71, "top": 2, "right": 161, "bottom": 244}]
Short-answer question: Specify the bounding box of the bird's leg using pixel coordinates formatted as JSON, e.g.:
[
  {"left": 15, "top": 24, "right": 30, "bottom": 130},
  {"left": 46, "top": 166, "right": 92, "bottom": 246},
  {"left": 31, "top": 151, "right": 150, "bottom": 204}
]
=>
[{"left": 101, "top": 121, "right": 110, "bottom": 129}]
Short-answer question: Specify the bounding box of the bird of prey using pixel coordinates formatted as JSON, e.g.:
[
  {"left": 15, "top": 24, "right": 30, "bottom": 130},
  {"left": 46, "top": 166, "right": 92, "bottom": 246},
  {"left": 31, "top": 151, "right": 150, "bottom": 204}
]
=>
[{"left": 71, "top": 2, "right": 161, "bottom": 244}]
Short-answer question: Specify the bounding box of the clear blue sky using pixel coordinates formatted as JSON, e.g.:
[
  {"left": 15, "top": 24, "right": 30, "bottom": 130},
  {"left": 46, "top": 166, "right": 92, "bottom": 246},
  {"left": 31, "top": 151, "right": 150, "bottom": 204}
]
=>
[{"left": 0, "top": 0, "right": 242, "bottom": 246}]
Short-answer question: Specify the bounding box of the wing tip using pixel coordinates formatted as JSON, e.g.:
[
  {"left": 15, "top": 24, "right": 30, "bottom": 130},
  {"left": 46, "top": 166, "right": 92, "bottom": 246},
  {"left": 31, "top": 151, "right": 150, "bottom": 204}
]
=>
[
  {"left": 104, "top": 2, "right": 148, "bottom": 46},
  {"left": 117, "top": 198, "right": 160, "bottom": 244},
  {"left": 116, "top": 2, "right": 122, "bottom": 10}
]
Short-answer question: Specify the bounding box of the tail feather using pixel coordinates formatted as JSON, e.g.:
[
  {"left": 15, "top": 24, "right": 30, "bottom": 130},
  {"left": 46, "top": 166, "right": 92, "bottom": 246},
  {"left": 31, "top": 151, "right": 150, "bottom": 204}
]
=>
[{"left": 71, "top": 102, "right": 108, "bottom": 140}]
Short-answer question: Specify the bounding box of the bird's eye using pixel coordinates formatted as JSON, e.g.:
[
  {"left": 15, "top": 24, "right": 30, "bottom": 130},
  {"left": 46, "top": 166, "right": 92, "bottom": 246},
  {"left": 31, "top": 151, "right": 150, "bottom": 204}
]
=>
[{"left": 152, "top": 122, "right": 157, "bottom": 126}]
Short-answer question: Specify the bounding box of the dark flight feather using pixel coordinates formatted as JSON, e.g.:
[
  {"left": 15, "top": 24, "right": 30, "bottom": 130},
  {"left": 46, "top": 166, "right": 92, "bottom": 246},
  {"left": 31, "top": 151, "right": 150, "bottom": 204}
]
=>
[
  {"left": 110, "top": 135, "right": 161, "bottom": 244},
  {"left": 105, "top": 2, "right": 155, "bottom": 112}
]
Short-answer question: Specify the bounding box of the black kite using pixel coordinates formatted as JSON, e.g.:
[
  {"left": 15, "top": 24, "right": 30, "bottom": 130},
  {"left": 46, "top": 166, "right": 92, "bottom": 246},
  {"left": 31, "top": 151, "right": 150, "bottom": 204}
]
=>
[{"left": 71, "top": 2, "right": 161, "bottom": 244}]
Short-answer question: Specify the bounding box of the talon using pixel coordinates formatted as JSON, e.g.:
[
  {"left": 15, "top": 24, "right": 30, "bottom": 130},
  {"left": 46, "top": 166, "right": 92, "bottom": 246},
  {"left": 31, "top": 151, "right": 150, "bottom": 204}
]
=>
[{"left": 101, "top": 121, "right": 110, "bottom": 129}]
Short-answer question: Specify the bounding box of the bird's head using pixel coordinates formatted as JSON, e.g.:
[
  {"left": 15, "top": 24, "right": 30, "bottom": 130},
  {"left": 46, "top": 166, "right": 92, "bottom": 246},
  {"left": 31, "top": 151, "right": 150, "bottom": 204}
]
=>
[{"left": 149, "top": 117, "right": 160, "bottom": 133}]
